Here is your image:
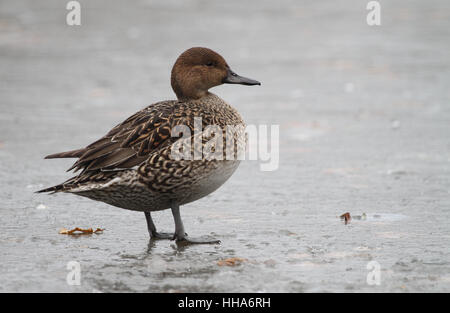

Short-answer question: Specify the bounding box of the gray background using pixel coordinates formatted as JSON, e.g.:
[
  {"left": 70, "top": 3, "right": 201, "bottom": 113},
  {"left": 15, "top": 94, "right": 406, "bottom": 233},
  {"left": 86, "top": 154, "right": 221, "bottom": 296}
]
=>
[{"left": 1, "top": 0, "right": 449, "bottom": 292}]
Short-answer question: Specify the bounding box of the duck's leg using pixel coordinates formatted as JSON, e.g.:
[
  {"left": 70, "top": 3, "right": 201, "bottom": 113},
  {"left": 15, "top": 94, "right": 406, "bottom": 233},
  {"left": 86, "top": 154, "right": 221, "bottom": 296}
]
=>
[
  {"left": 144, "top": 211, "right": 173, "bottom": 239},
  {"left": 171, "top": 202, "right": 220, "bottom": 245}
]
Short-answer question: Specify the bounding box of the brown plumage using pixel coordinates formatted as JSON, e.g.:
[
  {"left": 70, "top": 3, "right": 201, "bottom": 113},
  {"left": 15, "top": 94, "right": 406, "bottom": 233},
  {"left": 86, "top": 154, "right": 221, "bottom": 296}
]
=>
[
  {"left": 45, "top": 148, "right": 85, "bottom": 159},
  {"left": 38, "top": 47, "right": 260, "bottom": 244}
]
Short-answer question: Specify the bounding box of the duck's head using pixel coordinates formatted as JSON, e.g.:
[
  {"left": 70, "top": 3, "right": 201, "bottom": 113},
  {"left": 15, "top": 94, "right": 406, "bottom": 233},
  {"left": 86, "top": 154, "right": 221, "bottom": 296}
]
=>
[{"left": 171, "top": 47, "right": 260, "bottom": 100}]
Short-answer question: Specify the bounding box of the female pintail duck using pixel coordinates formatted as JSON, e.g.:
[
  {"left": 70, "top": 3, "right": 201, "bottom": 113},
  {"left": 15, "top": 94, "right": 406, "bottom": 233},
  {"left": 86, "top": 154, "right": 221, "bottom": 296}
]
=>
[{"left": 38, "top": 47, "right": 260, "bottom": 244}]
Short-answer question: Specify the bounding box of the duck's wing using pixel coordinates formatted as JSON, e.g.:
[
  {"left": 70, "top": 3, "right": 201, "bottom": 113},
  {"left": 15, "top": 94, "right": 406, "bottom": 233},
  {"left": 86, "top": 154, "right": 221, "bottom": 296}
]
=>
[
  {"left": 38, "top": 99, "right": 225, "bottom": 194},
  {"left": 46, "top": 100, "right": 187, "bottom": 175}
]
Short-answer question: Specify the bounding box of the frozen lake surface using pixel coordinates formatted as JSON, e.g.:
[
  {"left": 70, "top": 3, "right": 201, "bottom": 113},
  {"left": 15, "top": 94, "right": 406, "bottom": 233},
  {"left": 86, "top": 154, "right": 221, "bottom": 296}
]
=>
[{"left": 1, "top": 0, "right": 449, "bottom": 292}]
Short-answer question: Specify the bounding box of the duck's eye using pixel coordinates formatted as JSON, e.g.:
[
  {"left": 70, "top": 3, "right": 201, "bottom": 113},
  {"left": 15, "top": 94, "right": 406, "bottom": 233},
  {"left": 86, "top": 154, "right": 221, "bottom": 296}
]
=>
[{"left": 206, "top": 62, "right": 214, "bottom": 67}]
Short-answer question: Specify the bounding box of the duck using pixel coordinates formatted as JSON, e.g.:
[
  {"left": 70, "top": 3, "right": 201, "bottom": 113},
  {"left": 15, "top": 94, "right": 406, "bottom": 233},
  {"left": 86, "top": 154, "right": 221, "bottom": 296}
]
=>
[{"left": 37, "top": 47, "right": 260, "bottom": 244}]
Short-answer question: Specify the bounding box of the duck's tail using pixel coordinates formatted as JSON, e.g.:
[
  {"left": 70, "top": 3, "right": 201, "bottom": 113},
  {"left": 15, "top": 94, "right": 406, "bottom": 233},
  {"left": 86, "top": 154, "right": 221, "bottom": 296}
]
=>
[
  {"left": 38, "top": 148, "right": 86, "bottom": 193},
  {"left": 44, "top": 148, "right": 86, "bottom": 159},
  {"left": 36, "top": 183, "right": 66, "bottom": 194}
]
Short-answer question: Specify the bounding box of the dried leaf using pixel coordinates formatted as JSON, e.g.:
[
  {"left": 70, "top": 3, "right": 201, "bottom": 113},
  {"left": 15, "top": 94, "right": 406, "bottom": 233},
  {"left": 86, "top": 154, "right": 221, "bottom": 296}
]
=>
[
  {"left": 59, "top": 227, "right": 104, "bottom": 235},
  {"left": 340, "top": 212, "right": 351, "bottom": 225},
  {"left": 217, "top": 257, "right": 247, "bottom": 267}
]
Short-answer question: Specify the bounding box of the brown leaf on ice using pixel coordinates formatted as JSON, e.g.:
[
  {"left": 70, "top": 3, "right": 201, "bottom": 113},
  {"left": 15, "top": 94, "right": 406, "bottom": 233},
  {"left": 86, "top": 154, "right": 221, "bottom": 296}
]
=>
[
  {"left": 340, "top": 212, "right": 351, "bottom": 225},
  {"left": 59, "top": 227, "right": 104, "bottom": 235},
  {"left": 217, "top": 257, "right": 247, "bottom": 267}
]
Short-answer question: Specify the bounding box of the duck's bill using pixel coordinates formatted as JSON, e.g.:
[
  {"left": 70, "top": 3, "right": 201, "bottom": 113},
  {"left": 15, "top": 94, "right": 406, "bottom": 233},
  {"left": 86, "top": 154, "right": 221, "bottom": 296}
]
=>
[{"left": 223, "top": 69, "right": 261, "bottom": 86}]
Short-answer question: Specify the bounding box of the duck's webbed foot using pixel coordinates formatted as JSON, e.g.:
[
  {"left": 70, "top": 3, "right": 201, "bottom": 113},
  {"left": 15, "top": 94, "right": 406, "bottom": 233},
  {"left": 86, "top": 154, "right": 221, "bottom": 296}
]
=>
[
  {"left": 170, "top": 202, "right": 221, "bottom": 245},
  {"left": 173, "top": 232, "right": 221, "bottom": 245},
  {"left": 145, "top": 211, "right": 173, "bottom": 240},
  {"left": 151, "top": 231, "right": 175, "bottom": 240}
]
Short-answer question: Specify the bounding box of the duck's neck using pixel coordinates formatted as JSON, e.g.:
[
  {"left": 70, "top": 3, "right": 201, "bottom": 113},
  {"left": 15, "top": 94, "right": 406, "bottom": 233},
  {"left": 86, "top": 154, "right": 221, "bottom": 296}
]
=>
[
  {"left": 172, "top": 81, "right": 212, "bottom": 101},
  {"left": 175, "top": 90, "right": 209, "bottom": 101}
]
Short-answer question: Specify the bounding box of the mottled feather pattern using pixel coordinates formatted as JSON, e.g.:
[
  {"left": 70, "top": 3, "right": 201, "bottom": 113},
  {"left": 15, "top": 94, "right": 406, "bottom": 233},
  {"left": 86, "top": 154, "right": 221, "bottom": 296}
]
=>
[{"left": 38, "top": 93, "right": 246, "bottom": 208}]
